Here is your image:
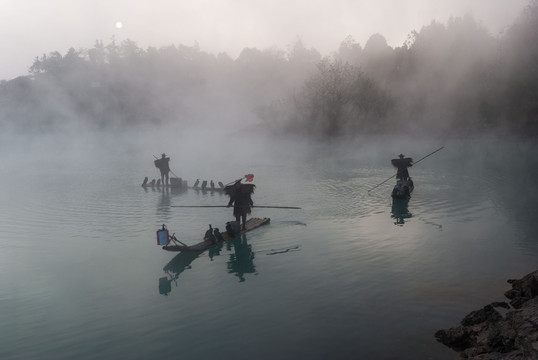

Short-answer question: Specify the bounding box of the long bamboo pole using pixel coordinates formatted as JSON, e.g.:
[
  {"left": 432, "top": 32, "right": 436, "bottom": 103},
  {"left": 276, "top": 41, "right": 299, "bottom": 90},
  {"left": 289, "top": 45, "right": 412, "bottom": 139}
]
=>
[
  {"left": 171, "top": 205, "right": 301, "bottom": 209},
  {"left": 410, "top": 146, "right": 445, "bottom": 166},
  {"left": 367, "top": 146, "right": 445, "bottom": 193}
]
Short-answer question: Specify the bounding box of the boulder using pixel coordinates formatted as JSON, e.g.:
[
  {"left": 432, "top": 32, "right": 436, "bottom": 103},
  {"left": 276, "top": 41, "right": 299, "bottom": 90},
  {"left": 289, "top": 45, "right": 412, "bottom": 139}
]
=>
[{"left": 435, "top": 270, "right": 538, "bottom": 359}]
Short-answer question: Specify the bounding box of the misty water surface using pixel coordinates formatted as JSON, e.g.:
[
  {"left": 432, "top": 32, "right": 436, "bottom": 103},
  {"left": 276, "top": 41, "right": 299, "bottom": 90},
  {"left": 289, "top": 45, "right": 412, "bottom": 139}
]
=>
[{"left": 0, "top": 129, "right": 536, "bottom": 359}]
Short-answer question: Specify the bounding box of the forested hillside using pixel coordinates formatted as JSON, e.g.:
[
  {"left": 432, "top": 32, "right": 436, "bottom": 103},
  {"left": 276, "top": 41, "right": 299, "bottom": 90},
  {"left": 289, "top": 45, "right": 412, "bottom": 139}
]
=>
[{"left": 1, "top": 1, "right": 536, "bottom": 138}]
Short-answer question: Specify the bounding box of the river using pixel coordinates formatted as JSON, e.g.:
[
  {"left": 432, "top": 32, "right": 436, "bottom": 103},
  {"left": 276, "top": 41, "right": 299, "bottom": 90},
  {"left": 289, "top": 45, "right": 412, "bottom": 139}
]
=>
[{"left": 1, "top": 128, "right": 536, "bottom": 359}]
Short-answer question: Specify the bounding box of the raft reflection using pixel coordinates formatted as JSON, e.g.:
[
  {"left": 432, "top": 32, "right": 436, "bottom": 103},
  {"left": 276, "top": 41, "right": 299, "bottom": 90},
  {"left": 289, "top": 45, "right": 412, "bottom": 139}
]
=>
[
  {"left": 158, "top": 233, "right": 258, "bottom": 295},
  {"left": 159, "top": 250, "right": 202, "bottom": 295}
]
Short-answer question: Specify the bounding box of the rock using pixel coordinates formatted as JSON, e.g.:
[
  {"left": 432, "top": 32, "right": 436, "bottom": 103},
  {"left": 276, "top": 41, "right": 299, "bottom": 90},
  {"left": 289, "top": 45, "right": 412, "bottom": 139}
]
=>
[
  {"left": 435, "top": 270, "right": 538, "bottom": 360},
  {"left": 460, "top": 304, "right": 504, "bottom": 326},
  {"left": 505, "top": 271, "right": 538, "bottom": 309}
]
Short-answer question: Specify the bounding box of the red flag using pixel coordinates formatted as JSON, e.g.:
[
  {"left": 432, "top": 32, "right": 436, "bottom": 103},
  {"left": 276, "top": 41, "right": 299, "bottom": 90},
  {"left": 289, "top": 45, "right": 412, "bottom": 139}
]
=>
[{"left": 244, "top": 174, "right": 254, "bottom": 182}]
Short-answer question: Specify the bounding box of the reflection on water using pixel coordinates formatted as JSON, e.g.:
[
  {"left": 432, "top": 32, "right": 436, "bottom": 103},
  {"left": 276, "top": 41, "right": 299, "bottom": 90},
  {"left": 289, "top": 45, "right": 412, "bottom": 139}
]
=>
[
  {"left": 159, "top": 233, "right": 258, "bottom": 294},
  {"left": 3, "top": 134, "right": 538, "bottom": 360},
  {"left": 159, "top": 251, "right": 202, "bottom": 295},
  {"left": 266, "top": 245, "right": 301, "bottom": 255},
  {"left": 391, "top": 198, "right": 413, "bottom": 226},
  {"left": 226, "top": 234, "right": 256, "bottom": 282},
  {"left": 143, "top": 185, "right": 189, "bottom": 220},
  {"left": 142, "top": 184, "right": 187, "bottom": 195},
  {"left": 208, "top": 242, "right": 224, "bottom": 260}
]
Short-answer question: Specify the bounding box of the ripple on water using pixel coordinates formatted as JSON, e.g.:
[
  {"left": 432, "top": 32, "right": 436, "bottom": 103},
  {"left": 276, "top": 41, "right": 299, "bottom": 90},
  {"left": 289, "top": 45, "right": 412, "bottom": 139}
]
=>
[
  {"left": 310, "top": 175, "right": 386, "bottom": 220},
  {"left": 1, "top": 137, "right": 537, "bottom": 360}
]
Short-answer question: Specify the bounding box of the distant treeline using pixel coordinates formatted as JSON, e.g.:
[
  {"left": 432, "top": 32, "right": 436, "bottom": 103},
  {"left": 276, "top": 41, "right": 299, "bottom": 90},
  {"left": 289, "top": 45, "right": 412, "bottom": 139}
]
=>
[{"left": 1, "top": 1, "right": 537, "bottom": 138}]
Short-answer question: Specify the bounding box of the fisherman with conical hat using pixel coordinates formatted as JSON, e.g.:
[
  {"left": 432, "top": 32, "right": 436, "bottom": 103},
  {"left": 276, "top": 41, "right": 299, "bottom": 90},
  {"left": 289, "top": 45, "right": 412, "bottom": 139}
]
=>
[
  {"left": 154, "top": 153, "right": 171, "bottom": 187},
  {"left": 391, "top": 153, "right": 413, "bottom": 181},
  {"left": 225, "top": 179, "right": 255, "bottom": 231}
]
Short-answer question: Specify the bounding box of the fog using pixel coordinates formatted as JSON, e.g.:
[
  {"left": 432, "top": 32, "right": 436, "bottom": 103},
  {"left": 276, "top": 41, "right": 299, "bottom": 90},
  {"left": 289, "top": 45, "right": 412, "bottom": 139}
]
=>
[
  {"left": 0, "top": 0, "right": 528, "bottom": 81},
  {"left": 0, "top": 0, "right": 537, "bottom": 145},
  {"left": 2, "top": 4, "right": 537, "bottom": 358}
]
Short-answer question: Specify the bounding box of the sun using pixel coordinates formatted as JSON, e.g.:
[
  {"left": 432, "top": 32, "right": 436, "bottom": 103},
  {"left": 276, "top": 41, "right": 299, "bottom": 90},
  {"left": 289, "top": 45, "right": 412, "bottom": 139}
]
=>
[{"left": 115, "top": 22, "right": 123, "bottom": 29}]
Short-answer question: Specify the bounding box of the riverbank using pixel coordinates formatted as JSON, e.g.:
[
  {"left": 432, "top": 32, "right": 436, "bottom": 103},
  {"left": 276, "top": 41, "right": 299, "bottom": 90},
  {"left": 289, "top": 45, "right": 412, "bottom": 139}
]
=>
[{"left": 435, "top": 270, "right": 538, "bottom": 359}]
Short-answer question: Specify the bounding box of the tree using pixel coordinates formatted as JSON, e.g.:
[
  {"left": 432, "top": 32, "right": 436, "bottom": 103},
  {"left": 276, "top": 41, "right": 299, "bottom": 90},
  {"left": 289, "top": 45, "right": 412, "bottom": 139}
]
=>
[
  {"left": 497, "top": 0, "right": 538, "bottom": 133},
  {"left": 293, "top": 59, "right": 392, "bottom": 137},
  {"left": 335, "top": 36, "right": 362, "bottom": 65}
]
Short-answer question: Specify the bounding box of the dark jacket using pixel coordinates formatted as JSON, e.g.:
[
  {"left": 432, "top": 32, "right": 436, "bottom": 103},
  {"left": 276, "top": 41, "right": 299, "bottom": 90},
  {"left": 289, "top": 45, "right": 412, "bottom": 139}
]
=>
[
  {"left": 225, "top": 183, "right": 255, "bottom": 217},
  {"left": 391, "top": 157, "right": 413, "bottom": 180},
  {"left": 154, "top": 157, "right": 170, "bottom": 174}
]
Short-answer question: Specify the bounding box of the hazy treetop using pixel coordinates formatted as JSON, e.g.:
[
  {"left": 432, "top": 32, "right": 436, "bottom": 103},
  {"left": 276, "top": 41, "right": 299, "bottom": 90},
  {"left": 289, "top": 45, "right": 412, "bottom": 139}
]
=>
[{"left": 0, "top": 0, "right": 528, "bottom": 80}]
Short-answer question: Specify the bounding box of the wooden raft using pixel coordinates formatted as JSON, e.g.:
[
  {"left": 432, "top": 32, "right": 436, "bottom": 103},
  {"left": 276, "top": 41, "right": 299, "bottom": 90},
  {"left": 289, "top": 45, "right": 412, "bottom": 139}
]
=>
[{"left": 162, "top": 217, "right": 270, "bottom": 252}]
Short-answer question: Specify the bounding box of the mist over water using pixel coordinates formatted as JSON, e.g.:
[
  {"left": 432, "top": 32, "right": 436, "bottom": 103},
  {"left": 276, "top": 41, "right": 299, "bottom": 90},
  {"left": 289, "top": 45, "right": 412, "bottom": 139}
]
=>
[
  {"left": 1, "top": 126, "right": 536, "bottom": 359},
  {"left": 0, "top": 2, "right": 536, "bottom": 358}
]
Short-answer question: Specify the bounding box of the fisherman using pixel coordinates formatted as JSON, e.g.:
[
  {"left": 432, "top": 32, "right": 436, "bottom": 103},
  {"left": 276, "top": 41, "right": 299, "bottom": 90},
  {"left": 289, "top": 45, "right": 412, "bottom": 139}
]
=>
[
  {"left": 154, "top": 153, "right": 171, "bottom": 187},
  {"left": 391, "top": 153, "right": 413, "bottom": 181},
  {"left": 225, "top": 180, "right": 255, "bottom": 231}
]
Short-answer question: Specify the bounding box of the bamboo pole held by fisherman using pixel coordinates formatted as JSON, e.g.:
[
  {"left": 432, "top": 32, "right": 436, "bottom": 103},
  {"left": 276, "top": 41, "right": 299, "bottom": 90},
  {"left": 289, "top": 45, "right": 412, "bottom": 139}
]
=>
[
  {"left": 171, "top": 205, "right": 301, "bottom": 209},
  {"left": 368, "top": 146, "right": 444, "bottom": 193},
  {"left": 153, "top": 154, "right": 180, "bottom": 179}
]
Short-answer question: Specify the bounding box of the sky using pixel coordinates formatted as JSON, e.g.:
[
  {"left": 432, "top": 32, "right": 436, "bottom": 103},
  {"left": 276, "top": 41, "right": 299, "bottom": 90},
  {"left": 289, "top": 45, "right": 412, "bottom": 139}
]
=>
[{"left": 0, "top": 0, "right": 530, "bottom": 80}]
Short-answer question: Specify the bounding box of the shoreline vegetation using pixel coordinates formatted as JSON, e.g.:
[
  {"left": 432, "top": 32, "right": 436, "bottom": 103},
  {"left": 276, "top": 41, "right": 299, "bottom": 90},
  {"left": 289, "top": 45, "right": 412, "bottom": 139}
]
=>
[{"left": 1, "top": 2, "right": 537, "bottom": 139}]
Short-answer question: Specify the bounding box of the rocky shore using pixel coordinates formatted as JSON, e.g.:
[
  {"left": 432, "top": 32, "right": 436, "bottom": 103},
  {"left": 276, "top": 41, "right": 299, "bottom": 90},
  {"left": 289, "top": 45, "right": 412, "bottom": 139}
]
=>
[{"left": 435, "top": 270, "right": 538, "bottom": 359}]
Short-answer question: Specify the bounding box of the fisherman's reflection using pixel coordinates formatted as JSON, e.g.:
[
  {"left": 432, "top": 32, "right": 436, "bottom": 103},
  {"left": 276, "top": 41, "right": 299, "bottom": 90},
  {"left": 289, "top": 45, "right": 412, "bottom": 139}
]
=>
[
  {"left": 157, "top": 185, "right": 187, "bottom": 215},
  {"left": 226, "top": 234, "right": 256, "bottom": 282},
  {"left": 158, "top": 233, "right": 257, "bottom": 295},
  {"left": 391, "top": 199, "right": 413, "bottom": 226},
  {"left": 159, "top": 186, "right": 171, "bottom": 203}
]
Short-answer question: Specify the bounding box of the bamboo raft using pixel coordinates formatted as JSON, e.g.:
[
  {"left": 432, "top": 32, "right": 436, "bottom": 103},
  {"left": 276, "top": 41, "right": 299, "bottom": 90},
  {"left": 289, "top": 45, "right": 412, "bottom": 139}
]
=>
[
  {"left": 162, "top": 217, "right": 270, "bottom": 252},
  {"left": 141, "top": 177, "right": 225, "bottom": 191},
  {"left": 189, "top": 186, "right": 224, "bottom": 192},
  {"left": 142, "top": 177, "right": 187, "bottom": 188}
]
